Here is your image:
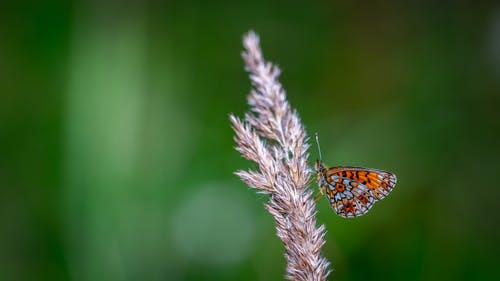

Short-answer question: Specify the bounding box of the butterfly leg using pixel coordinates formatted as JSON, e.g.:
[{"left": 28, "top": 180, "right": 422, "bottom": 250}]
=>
[
  {"left": 314, "top": 187, "right": 324, "bottom": 203},
  {"left": 306, "top": 174, "right": 317, "bottom": 186}
]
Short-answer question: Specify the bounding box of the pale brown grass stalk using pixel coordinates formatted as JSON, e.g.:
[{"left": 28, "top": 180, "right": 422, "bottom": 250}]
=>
[{"left": 230, "top": 31, "right": 330, "bottom": 281}]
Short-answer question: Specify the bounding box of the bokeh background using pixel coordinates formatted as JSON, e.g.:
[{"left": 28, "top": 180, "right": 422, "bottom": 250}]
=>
[{"left": 1, "top": 1, "right": 500, "bottom": 280}]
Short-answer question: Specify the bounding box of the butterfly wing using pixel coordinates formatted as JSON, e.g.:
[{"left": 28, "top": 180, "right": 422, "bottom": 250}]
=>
[{"left": 320, "top": 166, "right": 397, "bottom": 218}]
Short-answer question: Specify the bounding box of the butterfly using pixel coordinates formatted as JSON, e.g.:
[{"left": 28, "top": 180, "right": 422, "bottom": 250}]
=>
[{"left": 314, "top": 133, "right": 397, "bottom": 218}]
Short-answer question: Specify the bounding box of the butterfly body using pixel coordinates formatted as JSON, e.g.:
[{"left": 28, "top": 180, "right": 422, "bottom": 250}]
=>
[{"left": 315, "top": 160, "right": 397, "bottom": 218}]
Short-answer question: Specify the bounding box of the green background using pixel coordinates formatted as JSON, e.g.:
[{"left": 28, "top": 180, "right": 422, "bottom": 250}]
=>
[{"left": 1, "top": 1, "right": 499, "bottom": 280}]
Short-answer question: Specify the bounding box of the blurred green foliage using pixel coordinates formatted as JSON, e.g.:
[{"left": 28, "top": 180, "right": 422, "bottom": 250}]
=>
[{"left": 1, "top": 1, "right": 499, "bottom": 280}]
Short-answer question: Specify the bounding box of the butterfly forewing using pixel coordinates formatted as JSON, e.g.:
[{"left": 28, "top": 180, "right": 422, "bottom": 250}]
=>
[{"left": 317, "top": 164, "right": 397, "bottom": 218}]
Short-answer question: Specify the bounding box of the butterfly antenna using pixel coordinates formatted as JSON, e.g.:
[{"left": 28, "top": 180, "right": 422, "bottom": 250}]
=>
[{"left": 315, "top": 132, "right": 323, "bottom": 162}]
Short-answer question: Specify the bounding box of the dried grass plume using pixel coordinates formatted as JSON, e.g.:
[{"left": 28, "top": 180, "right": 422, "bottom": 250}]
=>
[{"left": 230, "top": 31, "right": 330, "bottom": 281}]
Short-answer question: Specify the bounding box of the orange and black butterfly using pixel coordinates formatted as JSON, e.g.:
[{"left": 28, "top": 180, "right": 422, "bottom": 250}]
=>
[{"left": 314, "top": 133, "right": 397, "bottom": 218}]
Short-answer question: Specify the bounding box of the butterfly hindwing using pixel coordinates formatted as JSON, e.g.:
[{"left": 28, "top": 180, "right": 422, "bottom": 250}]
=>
[{"left": 324, "top": 175, "right": 376, "bottom": 218}]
